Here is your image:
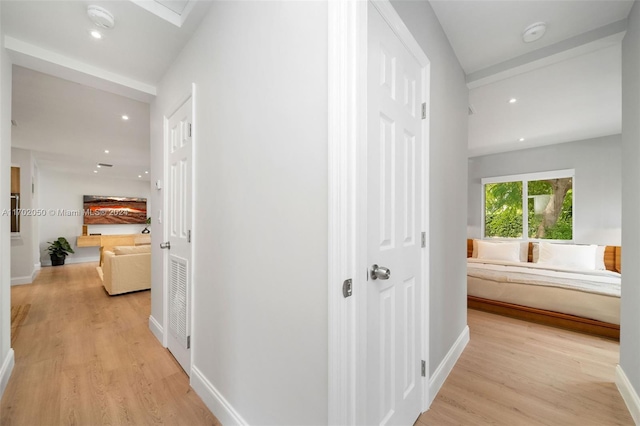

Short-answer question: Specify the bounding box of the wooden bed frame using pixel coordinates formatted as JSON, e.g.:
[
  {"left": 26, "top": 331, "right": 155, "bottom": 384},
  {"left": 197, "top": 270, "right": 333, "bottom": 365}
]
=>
[{"left": 467, "top": 239, "right": 621, "bottom": 340}]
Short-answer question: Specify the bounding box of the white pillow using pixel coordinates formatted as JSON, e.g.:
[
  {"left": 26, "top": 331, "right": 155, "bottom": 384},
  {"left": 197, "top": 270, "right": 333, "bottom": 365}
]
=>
[
  {"left": 473, "top": 239, "right": 528, "bottom": 262},
  {"left": 595, "top": 246, "right": 606, "bottom": 270},
  {"left": 533, "top": 243, "right": 606, "bottom": 270},
  {"left": 537, "top": 242, "right": 597, "bottom": 270},
  {"left": 476, "top": 240, "right": 521, "bottom": 262}
]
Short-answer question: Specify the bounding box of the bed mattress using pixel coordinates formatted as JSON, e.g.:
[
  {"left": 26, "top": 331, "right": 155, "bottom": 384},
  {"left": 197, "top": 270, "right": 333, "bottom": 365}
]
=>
[{"left": 467, "top": 259, "right": 621, "bottom": 325}]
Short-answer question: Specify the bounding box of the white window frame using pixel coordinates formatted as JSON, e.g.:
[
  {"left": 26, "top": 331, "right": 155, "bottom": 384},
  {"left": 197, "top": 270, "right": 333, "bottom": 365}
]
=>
[{"left": 481, "top": 169, "right": 575, "bottom": 242}]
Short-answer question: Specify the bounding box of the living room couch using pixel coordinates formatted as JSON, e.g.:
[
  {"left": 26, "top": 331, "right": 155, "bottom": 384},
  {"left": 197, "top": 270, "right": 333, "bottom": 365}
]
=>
[{"left": 98, "top": 244, "right": 151, "bottom": 295}]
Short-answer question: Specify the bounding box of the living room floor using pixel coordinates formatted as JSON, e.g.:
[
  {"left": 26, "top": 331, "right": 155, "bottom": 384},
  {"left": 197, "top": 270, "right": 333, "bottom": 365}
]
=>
[{"left": 1, "top": 262, "right": 220, "bottom": 425}]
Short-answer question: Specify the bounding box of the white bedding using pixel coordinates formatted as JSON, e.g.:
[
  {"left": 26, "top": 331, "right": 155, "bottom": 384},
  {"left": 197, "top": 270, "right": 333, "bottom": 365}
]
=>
[
  {"left": 467, "top": 258, "right": 621, "bottom": 297},
  {"left": 467, "top": 258, "right": 621, "bottom": 324}
]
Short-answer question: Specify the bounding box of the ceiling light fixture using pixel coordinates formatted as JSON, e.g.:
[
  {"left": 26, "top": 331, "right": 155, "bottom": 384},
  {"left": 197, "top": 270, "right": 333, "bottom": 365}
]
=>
[
  {"left": 519, "top": 138, "right": 525, "bottom": 142},
  {"left": 97, "top": 164, "right": 101, "bottom": 168},
  {"left": 145, "top": 171, "right": 149, "bottom": 174},
  {"left": 87, "top": 5, "right": 115, "bottom": 29},
  {"left": 138, "top": 175, "right": 142, "bottom": 178},
  {"left": 509, "top": 98, "right": 517, "bottom": 104},
  {"left": 121, "top": 115, "right": 129, "bottom": 120},
  {"left": 104, "top": 149, "right": 109, "bottom": 154},
  {"left": 522, "top": 22, "right": 547, "bottom": 43},
  {"left": 90, "top": 30, "right": 102, "bottom": 39},
  {"left": 94, "top": 170, "right": 98, "bottom": 173}
]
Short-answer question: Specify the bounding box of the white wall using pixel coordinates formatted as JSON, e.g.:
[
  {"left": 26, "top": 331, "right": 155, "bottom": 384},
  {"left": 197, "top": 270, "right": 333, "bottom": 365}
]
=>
[
  {"left": 391, "top": 0, "right": 469, "bottom": 377},
  {"left": 620, "top": 0, "right": 640, "bottom": 418},
  {"left": 468, "top": 134, "right": 622, "bottom": 245},
  {"left": 10, "top": 148, "right": 38, "bottom": 285},
  {"left": 151, "top": 2, "right": 328, "bottom": 424},
  {"left": 38, "top": 169, "right": 150, "bottom": 265},
  {"left": 0, "top": 0, "right": 14, "bottom": 397}
]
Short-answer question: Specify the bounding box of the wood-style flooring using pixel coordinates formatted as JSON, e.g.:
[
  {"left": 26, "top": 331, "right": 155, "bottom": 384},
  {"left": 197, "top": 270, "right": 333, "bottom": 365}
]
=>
[
  {"left": 1, "top": 262, "right": 219, "bottom": 426},
  {"left": 1, "top": 263, "right": 633, "bottom": 425},
  {"left": 417, "top": 308, "right": 633, "bottom": 425}
]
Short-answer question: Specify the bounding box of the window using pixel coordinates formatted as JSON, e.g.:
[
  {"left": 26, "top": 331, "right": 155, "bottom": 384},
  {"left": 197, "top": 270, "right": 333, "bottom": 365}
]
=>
[{"left": 482, "top": 170, "right": 574, "bottom": 241}]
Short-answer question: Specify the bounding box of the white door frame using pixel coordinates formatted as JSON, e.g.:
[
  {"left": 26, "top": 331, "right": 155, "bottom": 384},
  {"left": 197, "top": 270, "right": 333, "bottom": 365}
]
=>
[
  {"left": 162, "top": 83, "right": 197, "bottom": 375},
  {"left": 328, "top": 1, "right": 431, "bottom": 423}
]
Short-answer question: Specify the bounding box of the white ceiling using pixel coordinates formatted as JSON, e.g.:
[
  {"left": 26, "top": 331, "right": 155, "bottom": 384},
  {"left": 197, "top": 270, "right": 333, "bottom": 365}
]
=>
[
  {"left": 431, "top": 0, "right": 634, "bottom": 157},
  {"left": 2, "top": 1, "right": 636, "bottom": 167},
  {"left": 2, "top": 0, "right": 212, "bottom": 180}
]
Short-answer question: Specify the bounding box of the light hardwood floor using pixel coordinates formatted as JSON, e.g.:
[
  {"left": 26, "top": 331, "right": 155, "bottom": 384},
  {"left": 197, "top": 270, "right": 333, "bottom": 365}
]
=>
[
  {"left": 418, "top": 309, "right": 633, "bottom": 425},
  {"left": 2, "top": 263, "right": 633, "bottom": 425},
  {"left": 1, "top": 262, "right": 219, "bottom": 426}
]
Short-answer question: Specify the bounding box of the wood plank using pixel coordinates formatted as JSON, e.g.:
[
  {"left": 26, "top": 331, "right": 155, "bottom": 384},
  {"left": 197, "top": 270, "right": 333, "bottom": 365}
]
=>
[
  {"left": 417, "top": 309, "right": 633, "bottom": 425},
  {"left": 1, "top": 262, "right": 220, "bottom": 425},
  {"left": 468, "top": 295, "right": 620, "bottom": 340}
]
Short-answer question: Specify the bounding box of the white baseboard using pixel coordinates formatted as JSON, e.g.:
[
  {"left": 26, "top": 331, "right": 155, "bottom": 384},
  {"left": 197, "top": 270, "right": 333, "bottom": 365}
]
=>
[
  {"left": 0, "top": 349, "right": 15, "bottom": 399},
  {"left": 191, "top": 365, "right": 248, "bottom": 425},
  {"left": 41, "top": 256, "right": 98, "bottom": 267},
  {"left": 11, "top": 275, "right": 33, "bottom": 286},
  {"left": 11, "top": 263, "right": 43, "bottom": 285},
  {"left": 148, "top": 315, "right": 164, "bottom": 344},
  {"left": 616, "top": 364, "right": 640, "bottom": 424},
  {"left": 428, "top": 325, "right": 470, "bottom": 407}
]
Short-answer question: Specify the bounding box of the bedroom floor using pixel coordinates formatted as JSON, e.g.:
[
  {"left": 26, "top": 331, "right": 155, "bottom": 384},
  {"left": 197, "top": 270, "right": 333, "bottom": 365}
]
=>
[{"left": 418, "top": 308, "right": 632, "bottom": 425}]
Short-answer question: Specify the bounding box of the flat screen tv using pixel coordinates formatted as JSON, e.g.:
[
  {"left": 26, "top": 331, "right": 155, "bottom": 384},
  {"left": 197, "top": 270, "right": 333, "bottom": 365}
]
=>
[{"left": 83, "top": 195, "right": 147, "bottom": 225}]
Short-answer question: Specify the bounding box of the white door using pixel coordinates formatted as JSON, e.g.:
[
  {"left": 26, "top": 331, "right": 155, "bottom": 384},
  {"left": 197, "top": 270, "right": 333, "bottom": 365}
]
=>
[
  {"left": 366, "top": 4, "right": 425, "bottom": 425},
  {"left": 165, "top": 97, "right": 193, "bottom": 374}
]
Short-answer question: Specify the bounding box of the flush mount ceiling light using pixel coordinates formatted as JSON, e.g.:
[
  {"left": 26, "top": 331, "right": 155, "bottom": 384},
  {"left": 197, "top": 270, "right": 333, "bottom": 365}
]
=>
[
  {"left": 87, "top": 5, "right": 115, "bottom": 29},
  {"left": 121, "top": 115, "right": 129, "bottom": 120},
  {"left": 90, "top": 30, "right": 102, "bottom": 39},
  {"left": 522, "top": 22, "right": 547, "bottom": 43},
  {"left": 509, "top": 98, "right": 517, "bottom": 104},
  {"left": 519, "top": 138, "right": 525, "bottom": 142}
]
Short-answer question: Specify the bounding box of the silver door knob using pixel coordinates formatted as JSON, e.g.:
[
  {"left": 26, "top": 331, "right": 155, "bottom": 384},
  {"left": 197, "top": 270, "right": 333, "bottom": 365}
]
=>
[
  {"left": 370, "top": 264, "right": 391, "bottom": 280},
  {"left": 160, "top": 241, "right": 171, "bottom": 249}
]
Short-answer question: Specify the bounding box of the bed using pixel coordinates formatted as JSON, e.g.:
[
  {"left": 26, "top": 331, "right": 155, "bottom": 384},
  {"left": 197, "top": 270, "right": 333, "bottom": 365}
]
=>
[{"left": 467, "top": 239, "right": 622, "bottom": 339}]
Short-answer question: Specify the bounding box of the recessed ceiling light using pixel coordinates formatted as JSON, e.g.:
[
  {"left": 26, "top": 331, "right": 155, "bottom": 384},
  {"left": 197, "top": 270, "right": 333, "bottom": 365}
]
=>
[
  {"left": 96, "top": 164, "right": 101, "bottom": 168},
  {"left": 522, "top": 22, "right": 547, "bottom": 43},
  {"left": 509, "top": 98, "right": 517, "bottom": 104},
  {"left": 87, "top": 5, "right": 115, "bottom": 29},
  {"left": 90, "top": 29, "right": 102, "bottom": 39},
  {"left": 145, "top": 171, "right": 149, "bottom": 174},
  {"left": 104, "top": 149, "right": 109, "bottom": 154},
  {"left": 519, "top": 138, "right": 525, "bottom": 142},
  {"left": 94, "top": 170, "right": 98, "bottom": 173},
  {"left": 138, "top": 175, "right": 142, "bottom": 178},
  {"left": 122, "top": 115, "right": 129, "bottom": 120}
]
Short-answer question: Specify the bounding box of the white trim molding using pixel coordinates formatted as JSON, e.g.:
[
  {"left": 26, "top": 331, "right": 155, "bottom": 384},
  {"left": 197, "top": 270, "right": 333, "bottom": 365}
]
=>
[
  {"left": 0, "top": 348, "right": 15, "bottom": 399},
  {"left": 191, "top": 365, "right": 248, "bottom": 426},
  {"left": 10, "top": 276, "right": 32, "bottom": 286},
  {"left": 428, "top": 326, "right": 470, "bottom": 406},
  {"left": 327, "top": 0, "right": 365, "bottom": 424},
  {"left": 148, "top": 315, "right": 164, "bottom": 344},
  {"left": 616, "top": 364, "right": 640, "bottom": 424}
]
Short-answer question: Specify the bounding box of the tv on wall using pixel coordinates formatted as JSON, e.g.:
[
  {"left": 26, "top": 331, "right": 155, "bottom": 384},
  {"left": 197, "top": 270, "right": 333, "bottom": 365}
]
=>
[{"left": 83, "top": 195, "right": 147, "bottom": 225}]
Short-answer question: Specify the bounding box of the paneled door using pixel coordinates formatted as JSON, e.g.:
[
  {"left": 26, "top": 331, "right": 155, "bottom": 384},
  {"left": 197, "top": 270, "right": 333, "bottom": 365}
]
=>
[
  {"left": 165, "top": 96, "right": 193, "bottom": 375},
  {"left": 366, "top": 4, "right": 426, "bottom": 425}
]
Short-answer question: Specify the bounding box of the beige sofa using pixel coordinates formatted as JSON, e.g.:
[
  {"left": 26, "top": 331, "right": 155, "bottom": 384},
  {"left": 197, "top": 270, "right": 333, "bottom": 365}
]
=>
[{"left": 98, "top": 245, "right": 151, "bottom": 295}]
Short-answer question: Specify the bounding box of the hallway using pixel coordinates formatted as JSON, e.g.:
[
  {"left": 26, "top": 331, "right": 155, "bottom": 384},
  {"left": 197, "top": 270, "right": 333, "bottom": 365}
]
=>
[{"left": 0, "top": 263, "right": 218, "bottom": 425}]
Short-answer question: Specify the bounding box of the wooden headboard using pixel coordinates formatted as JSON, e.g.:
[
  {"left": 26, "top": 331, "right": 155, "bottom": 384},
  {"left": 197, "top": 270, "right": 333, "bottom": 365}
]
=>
[{"left": 467, "top": 239, "right": 621, "bottom": 273}]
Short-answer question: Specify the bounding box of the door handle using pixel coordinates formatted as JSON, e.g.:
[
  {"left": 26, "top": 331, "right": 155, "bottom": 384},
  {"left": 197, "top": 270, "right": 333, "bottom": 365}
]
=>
[
  {"left": 160, "top": 241, "right": 171, "bottom": 250},
  {"left": 370, "top": 264, "right": 391, "bottom": 280}
]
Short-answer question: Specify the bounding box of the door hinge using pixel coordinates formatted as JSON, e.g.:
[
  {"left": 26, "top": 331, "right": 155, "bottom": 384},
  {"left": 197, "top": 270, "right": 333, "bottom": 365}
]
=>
[
  {"left": 187, "top": 336, "right": 191, "bottom": 349},
  {"left": 342, "top": 278, "right": 353, "bottom": 298},
  {"left": 421, "top": 360, "right": 426, "bottom": 377},
  {"left": 421, "top": 102, "right": 427, "bottom": 119},
  {"left": 421, "top": 232, "right": 426, "bottom": 248},
  {"left": 187, "top": 230, "right": 191, "bottom": 243},
  {"left": 188, "top": 123, "right": 192, "bottom": 138}
]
